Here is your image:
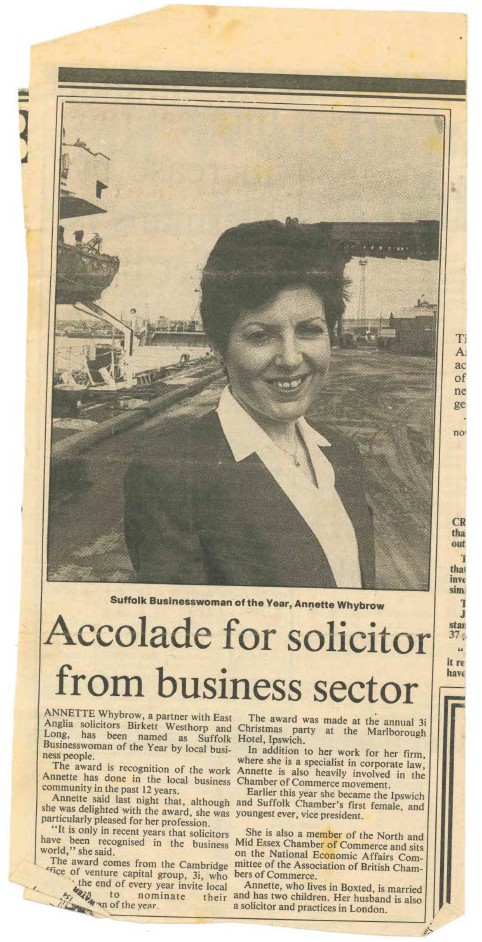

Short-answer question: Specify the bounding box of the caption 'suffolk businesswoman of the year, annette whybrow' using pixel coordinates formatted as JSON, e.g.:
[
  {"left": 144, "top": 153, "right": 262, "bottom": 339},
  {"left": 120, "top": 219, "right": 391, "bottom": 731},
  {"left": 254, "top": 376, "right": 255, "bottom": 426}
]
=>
[{"left": 124, "top": 219, "right": 375, "bottom": 589}]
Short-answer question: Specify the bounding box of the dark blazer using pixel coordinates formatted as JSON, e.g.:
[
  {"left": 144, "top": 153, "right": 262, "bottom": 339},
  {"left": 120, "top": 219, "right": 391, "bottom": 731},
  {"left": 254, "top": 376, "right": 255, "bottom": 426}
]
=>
[{"left": 124, "top": 410, "right": 375, "bottom": 588}]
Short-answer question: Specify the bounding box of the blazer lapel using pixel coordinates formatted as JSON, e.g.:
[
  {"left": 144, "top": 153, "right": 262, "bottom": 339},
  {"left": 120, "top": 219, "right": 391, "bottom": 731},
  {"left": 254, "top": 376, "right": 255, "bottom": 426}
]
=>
[
  {"left": 191, "top": 411, "right": 374, "bottom": 589},
  {"left": 317, "top": 440, "right": 375, "bottom": 589},
  {"left": 195, "top": 444, "right": 337, "bottom": 588}
]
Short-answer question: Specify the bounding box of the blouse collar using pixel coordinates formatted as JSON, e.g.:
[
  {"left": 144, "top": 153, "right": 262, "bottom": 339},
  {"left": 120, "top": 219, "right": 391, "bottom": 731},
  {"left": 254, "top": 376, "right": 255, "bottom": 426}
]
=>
[{"left": 216, "top": 384, "right": 331, "bottom": 463}]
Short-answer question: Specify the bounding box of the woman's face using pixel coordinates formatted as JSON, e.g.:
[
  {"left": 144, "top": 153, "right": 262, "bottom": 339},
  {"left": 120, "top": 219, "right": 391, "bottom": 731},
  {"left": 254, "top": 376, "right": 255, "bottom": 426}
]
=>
[{"left": 225, "top": 285, "right": 331, "bottom": 425}]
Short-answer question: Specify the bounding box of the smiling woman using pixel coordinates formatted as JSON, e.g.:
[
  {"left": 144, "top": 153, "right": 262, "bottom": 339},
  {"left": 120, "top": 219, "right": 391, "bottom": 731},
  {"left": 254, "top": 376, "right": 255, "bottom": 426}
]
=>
[
  {"left": 222, "top": 286, "right": 331, "bottom": 486},
  {"left": 124, "top": 219, "right": 375, "bottom": 588}
]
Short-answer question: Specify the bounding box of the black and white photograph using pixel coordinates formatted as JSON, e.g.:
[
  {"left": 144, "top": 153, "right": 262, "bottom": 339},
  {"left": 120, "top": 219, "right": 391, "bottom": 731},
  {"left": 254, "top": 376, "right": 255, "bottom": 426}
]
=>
[{"left": 48, "top": 88, "right": 444, "bottom": 590}]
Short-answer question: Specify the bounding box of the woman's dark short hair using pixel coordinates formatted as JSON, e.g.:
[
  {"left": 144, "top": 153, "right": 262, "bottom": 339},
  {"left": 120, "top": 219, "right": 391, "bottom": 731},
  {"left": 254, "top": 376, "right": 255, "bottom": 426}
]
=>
[{"left": 200, "top": 218, "right": 349, "bottom": 354}]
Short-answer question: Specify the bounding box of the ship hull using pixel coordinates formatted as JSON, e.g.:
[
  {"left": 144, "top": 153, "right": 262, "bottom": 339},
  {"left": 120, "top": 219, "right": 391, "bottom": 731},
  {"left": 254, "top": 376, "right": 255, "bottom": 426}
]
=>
[{"left": 56, "top": 241, "right": 119, "bottom": 304}]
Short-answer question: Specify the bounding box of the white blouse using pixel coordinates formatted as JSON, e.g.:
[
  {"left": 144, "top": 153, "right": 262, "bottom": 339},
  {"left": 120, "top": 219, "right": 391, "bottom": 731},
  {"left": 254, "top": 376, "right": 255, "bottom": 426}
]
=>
[{"left": 217, "top": 386, "right": 362, "bottom": 589}]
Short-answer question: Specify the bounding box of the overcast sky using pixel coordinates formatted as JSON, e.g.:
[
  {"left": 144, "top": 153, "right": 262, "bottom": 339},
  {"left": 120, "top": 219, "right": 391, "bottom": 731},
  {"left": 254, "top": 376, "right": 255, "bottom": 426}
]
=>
[{"left": 62, "top": 101, "right": 443, "bottom": 323}]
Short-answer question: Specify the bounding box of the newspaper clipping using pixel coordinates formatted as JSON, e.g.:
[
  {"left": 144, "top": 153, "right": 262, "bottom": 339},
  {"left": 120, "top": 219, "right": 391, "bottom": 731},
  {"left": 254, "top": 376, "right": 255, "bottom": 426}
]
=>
[{"left": 11, "top": 5, "right": 466, "bottom": 936}]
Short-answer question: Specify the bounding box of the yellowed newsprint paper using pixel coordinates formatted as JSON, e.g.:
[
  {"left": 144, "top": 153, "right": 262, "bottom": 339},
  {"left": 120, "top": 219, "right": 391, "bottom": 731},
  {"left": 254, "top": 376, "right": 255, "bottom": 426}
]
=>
[{"left": 11, "top": 5, "right": 466, "bottom": 936}]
